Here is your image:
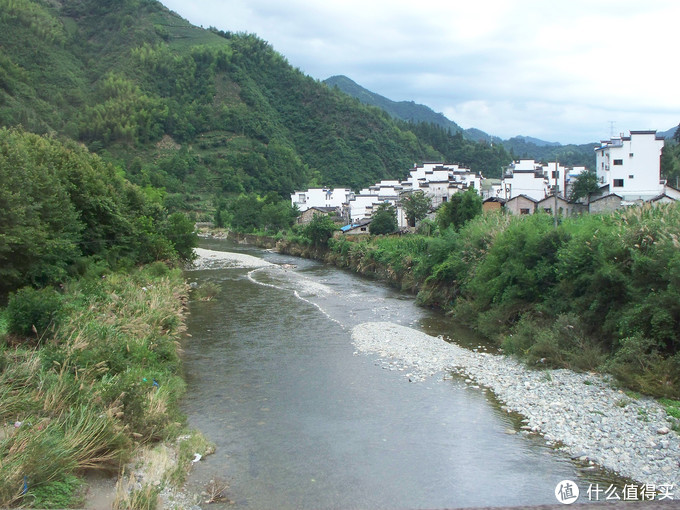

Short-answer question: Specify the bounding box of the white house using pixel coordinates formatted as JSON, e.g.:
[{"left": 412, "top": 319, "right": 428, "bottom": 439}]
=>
[
  {"left": 595, "top": 131, "right": 665, "bottom": 202},
  {"left": 500, "top": 160, "right": 581, "bottom": 202},
  {"left": 291, "top": 188, "right": 352, "bottom": 212},
  {"left": 344, "top": 163, "right": 482, "bottom": 226},
  {"left": 402, "top": 163, "right": 481, "bottom": 207},
  {"left": 500, "top": 160, "right": 551, "bottom": 201}
]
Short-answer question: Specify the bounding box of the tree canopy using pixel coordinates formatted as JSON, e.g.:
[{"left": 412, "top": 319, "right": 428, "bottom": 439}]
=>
[
  {"left": 401, "top": 190, "right": 432, "bottom": 227},
  {"left": 568, "top": 170, "right": 601, "bottom": 202},
  {"left": 0, "top": 127, "right": 196, "bottom": 298},
  {"left": 369, "top": 202, "right": 398, "bottom": 235},
  {"left": 436, "top": 189, "right": 483, "bottom": 231}
]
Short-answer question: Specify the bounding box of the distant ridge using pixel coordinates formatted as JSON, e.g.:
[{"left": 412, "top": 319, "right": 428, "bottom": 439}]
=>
[
  {"left": 509, "top": 135, "right": 561, "bottom": 148},
  {"left": 325, "top": 75, "right": 491, "bottom": 142},
  {"left": 658, "top": 125, "right": 679, "bottom": 140},
  {"left": 324, "top": 75, "right": 598, "bottom": 167}
]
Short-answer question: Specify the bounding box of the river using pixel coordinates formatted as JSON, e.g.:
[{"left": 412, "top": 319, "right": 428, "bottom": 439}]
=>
[{"left": 181, "top": 239, "right": 620, "bottom": 509}]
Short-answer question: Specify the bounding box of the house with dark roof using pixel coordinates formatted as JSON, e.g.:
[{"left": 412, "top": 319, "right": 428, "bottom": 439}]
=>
[
  {"left": 505, "top": 194, "right": 538, "bottom": 215},
  {"left": 297, "top": 206, "right": 342, "bottom": 225}
]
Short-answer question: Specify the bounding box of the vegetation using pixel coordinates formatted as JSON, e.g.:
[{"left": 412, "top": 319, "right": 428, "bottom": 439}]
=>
[
  {"left": 502, "top": 137, "right": 597, "bottom": 169},
  {"left": 215, "top": 192, "right": 298, "bottom": 233},
  {"left": 369, "top": 203, "right": 398, "bottom": 235},
  {"left": 568, "top": 170, "right": 601, "bottom": 202},
  {"left": 302, "top": 214, "right": 338, "bottom": 246},
  {"left": 436, "top": 188, "right": 483, "bottom": 230},
  {"left": 401, "top": 190, "right": 432, "bottom": 228},
  {"left": 0, "top": 0, "right": 516, "bottom": 208},
  {"left": 0, "top": 127, "right": 197, "bottom": 300},
  {"left": 315, "top": 204, "right": 680, "bottom": 398},
  {"left": 406, "top": 123, "right": 512, "bottom": 178},
  {"left": 0, "top": 265, "right": 212, "bottom": 507}
]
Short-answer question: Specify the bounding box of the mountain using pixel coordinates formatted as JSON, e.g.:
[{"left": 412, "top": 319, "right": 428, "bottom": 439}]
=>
[
  {"left": 503, "top": 137, "right": 597, "bottom": 168},
  {"left": 509, "top": 136, "right": 561, "bottom": 148},
  {"left": 658, "top": 125, "right": 679, "bottom": 140},
  {"left": 323, "top": 75, "right": 599, "bottom": 167},
  {"left": 325, "top": 75, "right": 467, "bottom": 137},
  {"left": 0, "top": 0, "right": 516, "bottom": 200}
]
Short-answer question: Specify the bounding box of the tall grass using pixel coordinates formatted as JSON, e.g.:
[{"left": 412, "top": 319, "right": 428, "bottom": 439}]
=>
[{"left": 0, "top": 265, "right": 189, "bottom": 507}]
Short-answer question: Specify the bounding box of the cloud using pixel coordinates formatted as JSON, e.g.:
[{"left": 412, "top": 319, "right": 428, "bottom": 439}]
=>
[{"left": 161, "top": 0, "right": 680, "bottom": 144}]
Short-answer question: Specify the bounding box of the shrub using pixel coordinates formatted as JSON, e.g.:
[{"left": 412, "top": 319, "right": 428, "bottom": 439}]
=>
[
  {"left": 369, "top": 203, "right": 398, "bottom": 235},
  {"left": 503, "top": 313, "right": 607, "bottom": 371},
  {"left": 302, "top": 214, "right": 338, "bottom": 246},
  {"left": 146, "top": 261, "right": 170, "bottom": 278},
  {"left": 6, "top": 287, "right": 63, "bottom": 339},
  {"left": 27, "top": 475, "right": 84, "bottom": 509},
  {"left": 606, "top": 336, "right": 680, "bottom": 398}
]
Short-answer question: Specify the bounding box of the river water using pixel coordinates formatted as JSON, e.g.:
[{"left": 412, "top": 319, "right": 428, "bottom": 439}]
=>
[{"left": 182, "top": 239, "right": 618, "bottom": 509}]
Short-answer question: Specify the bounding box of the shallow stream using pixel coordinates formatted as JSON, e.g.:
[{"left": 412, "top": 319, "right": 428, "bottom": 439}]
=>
[{"left": 182, "top": 239, "right": 619, "bottom": 509}]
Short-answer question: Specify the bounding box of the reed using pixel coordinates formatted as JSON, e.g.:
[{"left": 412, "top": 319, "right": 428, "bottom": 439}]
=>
[{"left": 0, "top": 265, "right": 190, "bottom": 507}]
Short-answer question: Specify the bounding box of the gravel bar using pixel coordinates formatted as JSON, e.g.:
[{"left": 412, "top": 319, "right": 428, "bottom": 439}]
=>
[
  {"left": 352, "top": 322, "right": 680, "bottom": 488},
  {"left": 189, "top": 247, "right": 274, "bottom": 270}
]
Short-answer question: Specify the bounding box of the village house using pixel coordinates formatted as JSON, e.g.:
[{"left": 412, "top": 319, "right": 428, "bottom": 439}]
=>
[
  {"left": 296, "top": 206, "right": 342, "bottom": 225},
  {"left": 499, "top": 160, "right": 588, "bottom": 204},
  {"left": 500, "top": 160, "right": 551, "bottom": 201},
  {"left": 342, "top": 163, "right": 481, "bottom": 227},
  {"left": 536, "top": 194, "right": 586, "bottom": 216},
  {"left": 290, "top": 188, "right": 352, "bottom": 212},
  {"left": 505, "top": 194, "right": 538, "bottom": 215},
  {"left": 588, "top": 193, "right": 622, "bottom": 214},
  {"left": 482, "top": 196, "right": 505, "bottom": 213},
  {"left": 339, "top": 219, "right": 372, "bottom": 236},
  {"left": 595, "top": 131, "right": 665, "bottom": 203}
]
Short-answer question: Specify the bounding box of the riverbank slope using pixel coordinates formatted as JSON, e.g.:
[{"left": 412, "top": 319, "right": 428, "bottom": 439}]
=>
[{"left": 0, "top": 264, "right": 212, "bottom": 508}]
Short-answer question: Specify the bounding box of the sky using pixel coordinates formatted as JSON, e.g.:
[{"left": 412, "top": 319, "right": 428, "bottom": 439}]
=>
[{"left": 161, "top": 0, "right": 680, "bottom": 145}]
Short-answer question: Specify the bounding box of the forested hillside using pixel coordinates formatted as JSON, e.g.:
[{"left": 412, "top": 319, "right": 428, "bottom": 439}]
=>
[
  {"left": 324, "top": 75, "right": 597, "bottom": 168},
  {"left": 0, "top": 0, "right": 513, "bottom": 210}
]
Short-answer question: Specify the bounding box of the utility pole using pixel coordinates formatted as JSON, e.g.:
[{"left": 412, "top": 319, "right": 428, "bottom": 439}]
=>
[{"left": 553, "top": 157, "right": 559, "bottom": 229}]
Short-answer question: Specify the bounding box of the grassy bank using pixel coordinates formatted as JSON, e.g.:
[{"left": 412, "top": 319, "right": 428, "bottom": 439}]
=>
[
  {"left": 277, "top": 204, "right": 680, "bottom": 400},
  {"left": 0, "top": 263, "right": 211, "bottom": 508}
]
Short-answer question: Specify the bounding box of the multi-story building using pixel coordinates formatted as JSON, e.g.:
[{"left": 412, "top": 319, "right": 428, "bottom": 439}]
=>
[
  {"left": 290, "top": 188, "right": 353, "bottom": 212},
  {"left": 500, "top": 160, "right": 553, "bottom": 201},
  {"left": 594, "top": 130, "right": 665, "bottom": 202}
]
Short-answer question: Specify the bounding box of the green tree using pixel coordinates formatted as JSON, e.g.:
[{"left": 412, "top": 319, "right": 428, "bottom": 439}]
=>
[
  {"left": 401, "top": 190, "right": 432, "bottom": 227},
  {"left": 569, "top": 170, "right": 601, "bottom": 202},
  {"left": 437, "top": 189, "right": 482, "bottom": 230},
  {"left": 661, "top": 142, "right": 680, "bottom": 188},
  {"left": 303, "top": 214, "right": 338, "bottom": 245},
  {"left": 369, "top": 202, "right": 398, "bottom": 235},
  {"left": 161, "top": 213, "right": 197, "bottom": 261}
]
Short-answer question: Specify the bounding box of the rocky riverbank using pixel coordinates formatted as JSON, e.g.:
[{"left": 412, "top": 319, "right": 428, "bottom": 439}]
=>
[{"left": 352, "top": 322, "right": 680, "bottom": 490}]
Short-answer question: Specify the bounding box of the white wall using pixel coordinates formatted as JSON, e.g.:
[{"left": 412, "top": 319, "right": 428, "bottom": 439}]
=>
[
  {"left": 595, "top": 131, "right": 664, "bottom": 199},
  {"left": 291, "top": 188, "right": 352, "bottom": 212}
]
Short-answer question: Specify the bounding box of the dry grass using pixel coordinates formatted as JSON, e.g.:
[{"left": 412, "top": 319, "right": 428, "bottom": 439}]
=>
[
  {"left": 204, "top": 477, "right": 230, "bottom": 504},
  {"left": 0, "top": 266, "right": 191, "bottom": 507}
]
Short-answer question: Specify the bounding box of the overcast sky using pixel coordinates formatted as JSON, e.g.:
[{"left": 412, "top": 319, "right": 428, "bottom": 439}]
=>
[{"left": 161, "top": 0, "right": 680, "bottom": 145}]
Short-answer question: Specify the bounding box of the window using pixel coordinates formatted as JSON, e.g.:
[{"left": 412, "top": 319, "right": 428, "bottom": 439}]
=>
[
  {"left": 613, "top": 179, "right": 624, "bottom": 187},
  {"left": 613, "top": 159, "right": 623, "bottom": 165},
  {"left": 629, "top": 153, "right": 634, "bottom": 157},
  {"left": 298, "top": 193, "right": 306, "bottom": 203},
  {"left": 442, "top": 196, "right": 448, "bottom": 202},
  {"left": 551, "top": 171, "right": 558, "bottom": 179},
  {"left": 520, "top": 208, "right": 530, "bottom": 215},
  {"left": 628, "top": 175, "right": 634, "bottom": 179}
]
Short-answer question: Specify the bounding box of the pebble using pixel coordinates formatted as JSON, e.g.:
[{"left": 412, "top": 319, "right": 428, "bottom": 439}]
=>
[{"left": 351, "top": 322, "right": 680, "bottom": 487}]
